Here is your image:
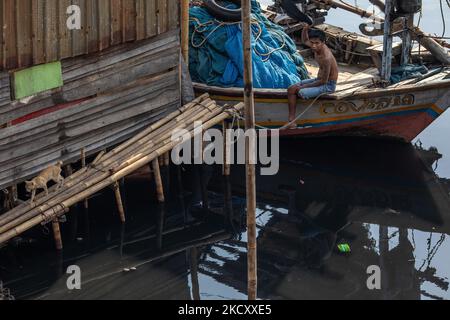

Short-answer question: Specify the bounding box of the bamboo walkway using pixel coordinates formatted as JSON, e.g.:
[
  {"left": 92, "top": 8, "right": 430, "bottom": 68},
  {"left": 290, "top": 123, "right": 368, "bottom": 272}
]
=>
[{"left": 0, "top": 94, "right": 243, "bottom": 248}]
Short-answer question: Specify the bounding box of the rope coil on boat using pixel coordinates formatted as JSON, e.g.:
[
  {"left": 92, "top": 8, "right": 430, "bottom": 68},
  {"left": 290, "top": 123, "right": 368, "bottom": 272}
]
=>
[{"left": 190, "top": 16, "right": 287, "bottom": 62}]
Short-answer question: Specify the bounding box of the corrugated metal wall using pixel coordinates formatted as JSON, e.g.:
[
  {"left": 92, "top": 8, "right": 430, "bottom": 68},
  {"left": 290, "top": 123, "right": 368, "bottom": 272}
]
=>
[{"left": 0, "top": 0, "right": 179, "bottom": 71}]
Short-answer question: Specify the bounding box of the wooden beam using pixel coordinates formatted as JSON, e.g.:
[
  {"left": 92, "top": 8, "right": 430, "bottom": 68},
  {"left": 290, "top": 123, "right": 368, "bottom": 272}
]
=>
[
  {"left": 381, "top": 0, "right": 393, "bottom": 84},
  {"left": 52, "top": 218, "right": 63, "bottom": 250},
  {"left": 113, "top": 181, "right": 126, "bottom": 223},
  {"left": 152, "top": 158, "right": 165, "bottom": 203},
  {"left": 401, "top": 15, "right": 414, "bottom": 66}
]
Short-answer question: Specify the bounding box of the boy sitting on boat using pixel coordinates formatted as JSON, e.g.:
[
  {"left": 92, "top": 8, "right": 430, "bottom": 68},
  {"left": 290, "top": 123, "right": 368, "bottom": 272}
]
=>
[{"left": 287, "top": 25, "right": 339, "bottom": 128}]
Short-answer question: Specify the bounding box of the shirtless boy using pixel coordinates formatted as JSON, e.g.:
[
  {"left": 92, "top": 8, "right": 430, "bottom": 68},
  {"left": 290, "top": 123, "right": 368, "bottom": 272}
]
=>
[{"left": 287, "top": 25, "right": 339, "bottom": 128}]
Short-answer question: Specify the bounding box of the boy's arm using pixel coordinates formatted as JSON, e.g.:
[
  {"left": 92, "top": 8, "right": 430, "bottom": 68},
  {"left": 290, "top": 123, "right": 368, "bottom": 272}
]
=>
[{"left": 301, "top": 24, "right": 312, "bottom": 47}]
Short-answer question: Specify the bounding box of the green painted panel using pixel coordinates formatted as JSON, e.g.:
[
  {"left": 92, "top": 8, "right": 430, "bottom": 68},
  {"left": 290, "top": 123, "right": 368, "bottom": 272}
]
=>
[{"left": 13, "top": 62, "right": 63, "bottom": 100}]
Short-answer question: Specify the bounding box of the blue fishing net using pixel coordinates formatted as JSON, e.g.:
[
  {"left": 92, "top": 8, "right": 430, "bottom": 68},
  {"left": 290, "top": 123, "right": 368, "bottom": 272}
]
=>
[{"left": 189, "top": 0, "right": 309, "bottom": 88}]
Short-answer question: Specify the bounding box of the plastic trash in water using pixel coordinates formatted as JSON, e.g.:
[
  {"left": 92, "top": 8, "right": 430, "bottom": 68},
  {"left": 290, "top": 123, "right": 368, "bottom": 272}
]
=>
[{"left": 337, "top": 243, "right": 351, "bottom": 253}]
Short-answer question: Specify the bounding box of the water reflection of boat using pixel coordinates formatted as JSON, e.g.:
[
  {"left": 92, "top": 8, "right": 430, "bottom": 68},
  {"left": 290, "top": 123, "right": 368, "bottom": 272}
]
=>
[
  {"left": 221, "top": 138, "right": 450, "bottom": 234},
  {"left": 200, "top": 138, "right": 450, "bottom": 299},
  {"left": 198, "top": 215, "right": 448, "bottom": 299}
]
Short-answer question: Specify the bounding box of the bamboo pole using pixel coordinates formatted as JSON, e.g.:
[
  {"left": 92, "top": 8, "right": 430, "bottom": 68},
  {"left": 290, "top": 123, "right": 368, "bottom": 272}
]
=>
[
  {"left": 181, "top": 0, "right": 190, "bottom": 64},
  {"left": 242, "top": 0, "right": 257, "bottom": 301},
  {"left": 64, "top": 164, "right": 73, "bottom": 177},
  {"left": 0, "top": 96, "right": 216, "bottom": 229},
  {"left": 0, "top": 102, "right": 244, "bottom": 244},
  {"left": 113, "top": 182, "right": 126, "bottom": 223},
  {"left": 52, "top": 219, "right": 63, "bottom": 250},
  {"left": 152, "top": 159, "right": 165, "bottom": 203},
  {"left": 0, "top": 105, "right": 218, "bottom": 234},
  {"left": 164, "top": 152, "right": 170, "bottom": 167}
]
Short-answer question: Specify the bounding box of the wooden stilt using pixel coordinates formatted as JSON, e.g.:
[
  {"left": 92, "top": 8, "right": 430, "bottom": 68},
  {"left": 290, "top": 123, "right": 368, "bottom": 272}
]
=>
[
  {"left": 223, "top": 121, "right": 231, "bottom": 176},
  {"left": 242, "top": 0, "right": 257, "bottom": 301},
  {"left": 52, "top": 218, "right": 63, "bottom": 250},
  {"left": 159, "top": 155, "right": 165, "bottom": 167},
  {"left": 3, "top": 186, "right": 17, "bottom": 211},
  {"left": 164, "top": 152, "right": 170, "bottom": 167},
  {"left": 189, "top": 247, "right": 201, "bottom": 300},
  {"left": 152, "top": 159, "right": 165, "bottom": 203},
  {"left": 119, "top": 178, "right": 128, "bottom": 213},
  {"left": 113, "top": 181, "right": 126, "bottom": 223},
  {"left": 181, "top": 0, "right": 190, "bottom": 64},
  {"left": 81, "top": 148, "right": 89, "bottom": 210},
  {"left": 64, "top": 164, "right": 73, "bottom": 177},
  {"left": 381, "top": 0, "right": 393, "bottom": 84}
]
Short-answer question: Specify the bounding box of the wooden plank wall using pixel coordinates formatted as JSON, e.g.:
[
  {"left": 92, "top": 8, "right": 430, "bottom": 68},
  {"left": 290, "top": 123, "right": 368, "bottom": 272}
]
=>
[
  {"left": 0, "top": 0, "right": 180, "bottom": 71},
  {"left": 0, "top": 30, "right": 180, "bottom": 190},
  {"left": 0, "top": 73, "right": 10, "bottom": 116}
]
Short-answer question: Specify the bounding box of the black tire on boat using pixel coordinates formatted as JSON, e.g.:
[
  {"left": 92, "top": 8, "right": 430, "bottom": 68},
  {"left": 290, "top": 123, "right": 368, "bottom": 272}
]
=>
[
  {"left": 281, "top": 0, "right": 313, "bottom": 25},
  {"left": 204, "top": 0, "right": 242, "bottom": 22}
]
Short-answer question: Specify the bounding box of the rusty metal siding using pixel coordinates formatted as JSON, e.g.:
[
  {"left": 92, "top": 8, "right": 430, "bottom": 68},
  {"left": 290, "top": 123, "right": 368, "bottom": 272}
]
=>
[{"left": 0, "top": 0, "right": 180, "bottom": 71}]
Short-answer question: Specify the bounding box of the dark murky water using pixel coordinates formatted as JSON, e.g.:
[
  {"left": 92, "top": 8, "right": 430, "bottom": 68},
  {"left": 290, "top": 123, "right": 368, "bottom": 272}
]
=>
[{"left": 1, "top": 137, "right": 449, "bottom": 300}]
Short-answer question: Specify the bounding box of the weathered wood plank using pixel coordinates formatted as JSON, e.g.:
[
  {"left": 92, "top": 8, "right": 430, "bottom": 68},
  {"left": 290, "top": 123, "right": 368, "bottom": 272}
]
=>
[
  {"left": 3, "top": 0, "right": 17, "bottom": 69},
  {"left": 0, "top": 102, "right": 176, "bottom": 180},
  {"left": 136, "top": 0, "right": 147, "bottom": 40},
  {"left": 71, "top": 0, "right": 88, "bottom": 57},
  {"left": 0, "top": 31, "right": 180, "bottom": 124},
  {"left": 58, "top": 0, "right": 73, "bottom": 59},
  {"left": 45, "top": 0, "right": 59, "bottom": 63},
  {"left": 0, "top": 69, "right": 178, "bottom": 147},
  {"left": 86, "top": 0, "right": 100, "bottom": 54},
  {"left": 145, "top": 0, "right": 158, "bottom": 38},
  {"left": 0, "top": 104, "right": 178, "bottom": 189},
  {"left": 0, "top": 0, "right": 3, "bottom": 69},
  {"left": 0, "top": 103, "right": 177, "bottom": 182},
  {"left": 31, "top": 0, "right": 45, "bottom": 66},
  {"left": 16, "top": 0, "right": 33, "bottom": 68},
  {"left": 98, "top": 0, "right": 111, "bottom": 51},
  {"left": 123, "top": 0, "right": 137, "bottom": 42}
]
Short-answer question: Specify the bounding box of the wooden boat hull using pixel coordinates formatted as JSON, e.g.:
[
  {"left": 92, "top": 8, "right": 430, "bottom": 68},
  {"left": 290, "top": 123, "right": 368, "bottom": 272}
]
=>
[{"left": 194, "top": 79, "right": 450, "bottom": 142}]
